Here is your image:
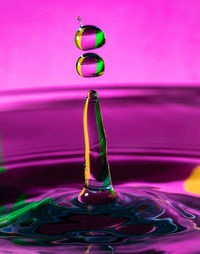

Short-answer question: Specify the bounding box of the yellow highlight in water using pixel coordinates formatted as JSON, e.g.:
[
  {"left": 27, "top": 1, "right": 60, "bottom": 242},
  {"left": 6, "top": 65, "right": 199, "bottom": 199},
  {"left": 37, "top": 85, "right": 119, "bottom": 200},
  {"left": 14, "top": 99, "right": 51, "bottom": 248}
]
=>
[
  {"left": 184, "top": 165, "right": 200, "bottom": 195},
  {"left": 83, "top": 92, "right": 91, "bottom": 183}
]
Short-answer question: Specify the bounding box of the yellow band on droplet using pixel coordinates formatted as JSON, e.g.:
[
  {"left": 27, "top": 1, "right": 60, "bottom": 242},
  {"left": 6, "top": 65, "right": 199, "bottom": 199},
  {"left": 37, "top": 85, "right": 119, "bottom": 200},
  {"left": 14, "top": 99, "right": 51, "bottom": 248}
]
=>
[
  {"left": 76, "top": 28, "right": 84, "bottom": 50},
  {"left": 77, "top": 56, "right": 84, "bottom": 77}
]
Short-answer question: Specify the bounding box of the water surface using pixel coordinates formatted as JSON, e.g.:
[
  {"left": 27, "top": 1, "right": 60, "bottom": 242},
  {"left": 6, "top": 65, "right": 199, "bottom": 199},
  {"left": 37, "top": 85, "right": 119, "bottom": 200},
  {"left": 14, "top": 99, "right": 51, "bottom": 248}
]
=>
[{"left": 0, "top": 86, "right": 200, "bottom": 253}]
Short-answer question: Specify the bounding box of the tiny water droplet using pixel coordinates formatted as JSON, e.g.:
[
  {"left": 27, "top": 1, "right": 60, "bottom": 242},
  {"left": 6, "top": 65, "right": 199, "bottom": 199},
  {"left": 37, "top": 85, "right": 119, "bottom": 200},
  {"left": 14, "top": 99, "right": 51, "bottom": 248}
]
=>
[
  {"left": 75, "top": 25, "right": 106, "bottom": 50},
  {"left": 77, "top": 16, "right": 83, "bottom": 27},
  {"left": 76, "top": 53, "right": 105, "bottom": 78}
]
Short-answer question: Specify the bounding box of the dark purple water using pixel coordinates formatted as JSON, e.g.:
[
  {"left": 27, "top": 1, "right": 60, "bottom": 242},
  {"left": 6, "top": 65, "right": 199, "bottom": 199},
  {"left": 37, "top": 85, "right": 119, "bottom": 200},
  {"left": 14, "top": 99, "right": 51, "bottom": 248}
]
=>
[{"left": 0, "top": 86, "right": 200, "bottom": 253}]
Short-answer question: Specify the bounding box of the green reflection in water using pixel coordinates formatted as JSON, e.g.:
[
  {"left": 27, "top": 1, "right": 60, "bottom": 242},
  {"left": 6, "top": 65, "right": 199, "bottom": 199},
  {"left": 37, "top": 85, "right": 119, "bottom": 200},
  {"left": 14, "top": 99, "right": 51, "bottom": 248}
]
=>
[{"left": 0, "top": 167, "right": 5, "bottom": 173}]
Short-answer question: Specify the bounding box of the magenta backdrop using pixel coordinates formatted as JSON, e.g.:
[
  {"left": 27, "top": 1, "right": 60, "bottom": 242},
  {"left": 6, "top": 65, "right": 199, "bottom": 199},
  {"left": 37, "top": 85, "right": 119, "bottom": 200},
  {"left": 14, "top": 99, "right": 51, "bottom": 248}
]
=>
[{"left": 0, "top": 0, "right": 200, "bottom": 90}]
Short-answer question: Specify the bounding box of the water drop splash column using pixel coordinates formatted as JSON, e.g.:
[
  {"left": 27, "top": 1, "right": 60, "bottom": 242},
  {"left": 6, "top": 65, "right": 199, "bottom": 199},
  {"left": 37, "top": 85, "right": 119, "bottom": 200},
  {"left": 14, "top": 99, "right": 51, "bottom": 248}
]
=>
[{"left": 78, "top": 90, "right": 117, "bottom": 205}]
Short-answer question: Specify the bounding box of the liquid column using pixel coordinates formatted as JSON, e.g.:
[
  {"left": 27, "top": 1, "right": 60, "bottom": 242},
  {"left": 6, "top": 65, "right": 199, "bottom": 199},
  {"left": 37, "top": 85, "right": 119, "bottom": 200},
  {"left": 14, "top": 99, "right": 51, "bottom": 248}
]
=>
[{"left": 78, "top": 90, "right": 117, "bottom": 205}]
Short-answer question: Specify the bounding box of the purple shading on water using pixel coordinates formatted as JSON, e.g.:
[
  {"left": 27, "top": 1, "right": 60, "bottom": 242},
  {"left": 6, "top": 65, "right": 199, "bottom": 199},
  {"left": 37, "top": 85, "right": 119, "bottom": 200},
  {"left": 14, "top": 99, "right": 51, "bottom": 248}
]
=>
[{"left": 0, "top": 86, "right": 200, "bottom": 253}]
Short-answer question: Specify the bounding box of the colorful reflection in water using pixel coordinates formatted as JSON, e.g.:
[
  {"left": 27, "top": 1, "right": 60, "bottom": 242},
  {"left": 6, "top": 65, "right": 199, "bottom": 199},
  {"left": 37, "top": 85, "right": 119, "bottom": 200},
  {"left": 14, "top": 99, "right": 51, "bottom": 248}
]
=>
[{"left": 0, "top": 86, "right": 200, "bottom": 253}]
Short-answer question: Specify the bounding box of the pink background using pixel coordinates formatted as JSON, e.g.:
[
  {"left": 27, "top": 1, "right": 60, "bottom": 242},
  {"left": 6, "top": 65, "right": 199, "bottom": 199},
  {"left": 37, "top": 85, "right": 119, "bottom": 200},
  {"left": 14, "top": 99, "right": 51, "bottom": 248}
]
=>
[{"left": 0, "top": 0, "right": 200, "bottom": 90}]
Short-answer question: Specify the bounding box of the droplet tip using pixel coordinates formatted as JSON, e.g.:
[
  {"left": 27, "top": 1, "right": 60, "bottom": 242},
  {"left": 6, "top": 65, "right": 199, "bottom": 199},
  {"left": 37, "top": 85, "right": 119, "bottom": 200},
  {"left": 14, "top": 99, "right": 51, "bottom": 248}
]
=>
[
  {"left": 77, "top": 16, "right": 83, "bottom": 27},
  {"left": 87, "top": 90, "right": 98, "bottom": 99}
]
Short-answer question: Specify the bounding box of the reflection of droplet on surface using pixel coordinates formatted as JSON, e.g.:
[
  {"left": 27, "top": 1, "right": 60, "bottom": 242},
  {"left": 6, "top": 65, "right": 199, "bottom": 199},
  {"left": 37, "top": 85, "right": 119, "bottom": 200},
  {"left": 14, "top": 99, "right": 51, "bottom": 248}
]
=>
[
  {"left": 76, "top": 53, "right": 105, "bottom": 78},
  {"left": 75, "top": 25, "right": 106, "bottom": 50}
]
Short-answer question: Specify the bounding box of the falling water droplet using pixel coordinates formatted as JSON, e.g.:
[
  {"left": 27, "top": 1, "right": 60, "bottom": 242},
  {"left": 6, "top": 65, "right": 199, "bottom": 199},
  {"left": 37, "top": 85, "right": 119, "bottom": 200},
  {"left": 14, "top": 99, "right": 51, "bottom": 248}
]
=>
[
  {"left": 76, "top": 53, "right": 105, "bottom": 78},
  {"left": 75, "top": 25, "right": 106, "bottom": 50},
  {"left": 78, "top": 90, "right": 117, "bottom": 204}
]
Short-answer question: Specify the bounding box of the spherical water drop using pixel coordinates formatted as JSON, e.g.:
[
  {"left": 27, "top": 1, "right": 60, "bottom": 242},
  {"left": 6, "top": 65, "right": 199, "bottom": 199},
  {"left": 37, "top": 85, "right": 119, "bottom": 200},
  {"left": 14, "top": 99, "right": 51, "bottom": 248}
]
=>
[
  {"left": 76, "top": 53, "right": 105, "bottom": 78},
  {"left": 75, "top": 25, "right": 106, "bottom": 50}
]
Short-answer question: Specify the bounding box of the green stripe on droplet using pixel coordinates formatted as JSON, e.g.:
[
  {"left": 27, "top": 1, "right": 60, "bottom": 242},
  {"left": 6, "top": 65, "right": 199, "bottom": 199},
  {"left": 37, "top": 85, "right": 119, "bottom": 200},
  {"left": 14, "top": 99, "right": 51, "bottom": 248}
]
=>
[
  {"left": 96, "top": 59, "right": 104, "bottom": 76},
  {"left": 95, "top": 29, "right": 104, "bottom": 49}
]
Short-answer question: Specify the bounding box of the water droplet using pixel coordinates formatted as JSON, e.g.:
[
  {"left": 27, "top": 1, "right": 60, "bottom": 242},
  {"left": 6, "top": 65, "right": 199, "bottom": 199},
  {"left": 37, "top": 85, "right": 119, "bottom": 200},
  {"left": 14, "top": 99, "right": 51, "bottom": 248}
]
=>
[
  {"left": 76, "top": 53, "right": 105, "bottom": 78},
  {"left": 77, "top": 16, "right": 83, "bottom": 27},
  {"left": 78, "top": 90, "right": 117, "bottom": 204},
  {"left": 75, "top": 25, "right": 106, "bottom": 50}
]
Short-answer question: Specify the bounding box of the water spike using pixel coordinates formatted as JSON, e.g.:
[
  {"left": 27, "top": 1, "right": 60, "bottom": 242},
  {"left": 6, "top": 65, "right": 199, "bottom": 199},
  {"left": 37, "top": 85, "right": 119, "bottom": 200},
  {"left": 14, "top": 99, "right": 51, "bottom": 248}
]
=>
[{"left": 78, "top": 90, "right": 117, "bottom": 205}]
